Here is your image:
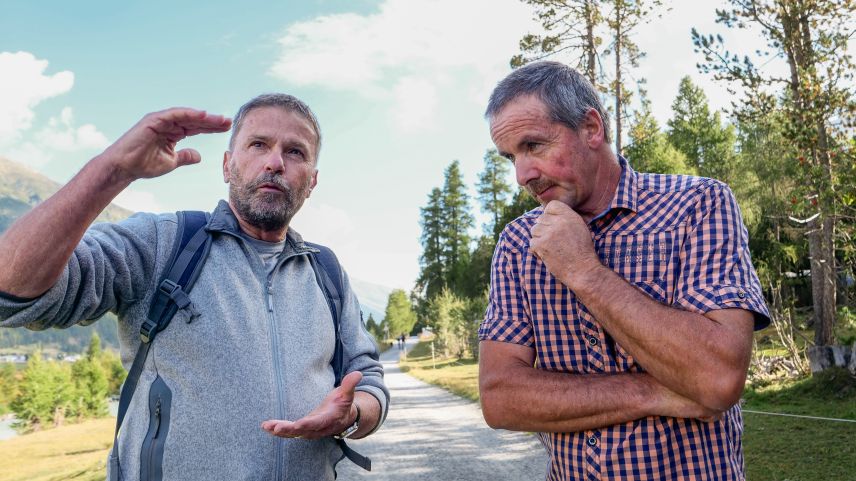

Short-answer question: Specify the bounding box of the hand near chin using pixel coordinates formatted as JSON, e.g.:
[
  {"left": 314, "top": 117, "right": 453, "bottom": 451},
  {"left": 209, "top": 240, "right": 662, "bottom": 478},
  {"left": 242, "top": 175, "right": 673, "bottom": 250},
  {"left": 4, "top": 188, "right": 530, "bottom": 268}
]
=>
[{"left": 529, "top": 200, "right": 602, "bottom": 289}]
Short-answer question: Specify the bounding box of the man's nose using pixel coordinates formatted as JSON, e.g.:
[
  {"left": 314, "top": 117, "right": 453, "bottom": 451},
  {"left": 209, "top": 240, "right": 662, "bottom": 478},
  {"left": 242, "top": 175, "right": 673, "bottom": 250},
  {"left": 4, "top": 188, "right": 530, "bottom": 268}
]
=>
[
  {"left": 263, "top": 152, "right": 285, "bottom": 173},
  {"left": 515, "top": 156, "right": 539, "bottom": 187}
]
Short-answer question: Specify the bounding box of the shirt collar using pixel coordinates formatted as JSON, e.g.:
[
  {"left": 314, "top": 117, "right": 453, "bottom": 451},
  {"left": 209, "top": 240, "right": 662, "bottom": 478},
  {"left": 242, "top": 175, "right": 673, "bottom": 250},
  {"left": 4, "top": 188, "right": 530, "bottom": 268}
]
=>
[{"left": 591, "top": 154, "right": 637, "bottom": 222}]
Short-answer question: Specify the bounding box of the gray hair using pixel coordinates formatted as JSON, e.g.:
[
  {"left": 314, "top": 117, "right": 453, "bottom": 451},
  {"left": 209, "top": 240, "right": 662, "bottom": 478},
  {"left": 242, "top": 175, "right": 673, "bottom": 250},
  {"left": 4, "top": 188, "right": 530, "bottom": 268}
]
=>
[
  {"left": 485, "top": 61, "right": 611, "bottom": 144},
  {"left": 229, "top": 93, "right": 322, "bottom": 160}
]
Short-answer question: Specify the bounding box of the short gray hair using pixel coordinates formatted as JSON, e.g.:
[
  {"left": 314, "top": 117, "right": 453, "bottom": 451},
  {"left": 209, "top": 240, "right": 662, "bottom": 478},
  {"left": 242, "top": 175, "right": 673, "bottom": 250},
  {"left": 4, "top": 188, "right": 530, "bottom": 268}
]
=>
[
  {"left": 485, "top": 61, "right": 611, "bottom": 144},
  {"left": 229, "top": 93, "right": 322, "bottom": 160}
]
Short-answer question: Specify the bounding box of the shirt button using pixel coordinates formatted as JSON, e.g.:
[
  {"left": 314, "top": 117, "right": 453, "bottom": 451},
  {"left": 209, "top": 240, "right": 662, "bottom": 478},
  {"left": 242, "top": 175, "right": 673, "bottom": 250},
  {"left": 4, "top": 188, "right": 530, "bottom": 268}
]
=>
[
  {"left": 588, "top": 336, "right": 598, "bottom": 347},
  {"left": 738, "top": 290, "right": 746, "bottom": 299},
  {"left": 587, "top": 436, "right": 597, "bottom": 446}
]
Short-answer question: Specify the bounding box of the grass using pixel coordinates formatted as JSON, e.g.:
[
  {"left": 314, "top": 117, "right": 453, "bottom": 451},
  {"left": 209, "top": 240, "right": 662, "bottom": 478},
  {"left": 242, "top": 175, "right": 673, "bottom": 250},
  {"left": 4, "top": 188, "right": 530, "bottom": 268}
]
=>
[
  {"left": 401, "top": 341, "right": 856, "bottom": 481},
  {"left": 399, "top": 340, "right": 480, "bottom": 402},
  {"left": 0, "top": 417, "right": 113, "bottom": 481}
]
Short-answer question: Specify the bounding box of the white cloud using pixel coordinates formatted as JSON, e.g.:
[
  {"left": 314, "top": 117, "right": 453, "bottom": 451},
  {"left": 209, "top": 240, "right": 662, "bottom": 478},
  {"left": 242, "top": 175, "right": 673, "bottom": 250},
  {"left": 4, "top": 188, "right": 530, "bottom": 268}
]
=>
[
  {"left": 0, "top": 51, "right": 74, "bottom": 145},
  {"left": 269, "top": 0, "right": 540, "bottom": 130},
  {"left": 0, "top": 52, "right": 110, "bottom": 170},
  {"left": 36, "top": 107, "right": 110, "bottom": 152}
]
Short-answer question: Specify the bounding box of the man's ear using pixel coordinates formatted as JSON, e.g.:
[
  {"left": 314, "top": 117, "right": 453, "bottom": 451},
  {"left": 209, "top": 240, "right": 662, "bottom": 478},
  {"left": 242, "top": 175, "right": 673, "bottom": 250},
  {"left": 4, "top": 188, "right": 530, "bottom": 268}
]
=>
[
  {"left": 307, "top": 169, "right": 318, "bottom": 197},
  {"left": 223, "top": 151, "right": 232, "bottom": 183},
  {"left": 580, "top": 108, "right": 606, "bottom": 149}
]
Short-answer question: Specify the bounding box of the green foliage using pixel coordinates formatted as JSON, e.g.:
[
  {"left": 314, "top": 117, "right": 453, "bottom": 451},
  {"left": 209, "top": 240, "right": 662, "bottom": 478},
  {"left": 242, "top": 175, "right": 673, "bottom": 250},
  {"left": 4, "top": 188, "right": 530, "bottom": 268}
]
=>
[
  {"left": 10, "top": 352, "right": 75, "bottom": 432},
  {"left": 416, "top": 187, "right": 446, "bottom": 301},
  {"left": 625, "top": 97, "right": 695, "bottom": 175},
  {"left": 8, "top": 334, "right": 122, "bottom": 432},
  {"left": 476, "top": 149, "right": 513, "bottom": 240},
  {"left": 667, "top": 76, "right": 739, "bottom": 183},
  {"left": 384, "top": 289, "right": 418, "bottom": 337},
  {"left": 440, "top": 160, "right": 475, "bottom": 293},
  {"left": 426, "top": 289, "right": 482, "bottom": 359},
  {"left": 0, "top": 363, "right": 18, "bottom": 416}
]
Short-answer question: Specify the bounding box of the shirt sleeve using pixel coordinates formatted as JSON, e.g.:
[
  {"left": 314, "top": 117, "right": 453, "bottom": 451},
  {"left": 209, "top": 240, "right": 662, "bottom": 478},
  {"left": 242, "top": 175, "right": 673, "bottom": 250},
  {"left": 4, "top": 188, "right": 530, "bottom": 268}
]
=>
[
  {"left": 0, "top": 213, "right": 162, "bottom": 331},
  {"left": 673, "top": 181, "right": 770, "bottom": 330},
  {"left": 479, "top": 232, "right": 535, "bottom": 346}
]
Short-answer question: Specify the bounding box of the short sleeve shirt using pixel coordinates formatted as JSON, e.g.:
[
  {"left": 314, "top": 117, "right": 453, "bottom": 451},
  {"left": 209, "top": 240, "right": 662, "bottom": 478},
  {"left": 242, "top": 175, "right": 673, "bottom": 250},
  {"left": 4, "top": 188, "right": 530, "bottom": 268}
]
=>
[{"left": 479, "top": 157, "right": 769, "bottom": 481}]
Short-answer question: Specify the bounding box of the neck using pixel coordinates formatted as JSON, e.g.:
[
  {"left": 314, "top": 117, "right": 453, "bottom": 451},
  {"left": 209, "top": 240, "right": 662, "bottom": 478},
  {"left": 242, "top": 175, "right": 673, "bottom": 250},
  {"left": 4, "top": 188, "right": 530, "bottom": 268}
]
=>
[
  {"left": 229, "top": 201, "right": 289, "bottom": 242},
  {"left": 579, "top": 151, "right": 621, "bottom": 223}
]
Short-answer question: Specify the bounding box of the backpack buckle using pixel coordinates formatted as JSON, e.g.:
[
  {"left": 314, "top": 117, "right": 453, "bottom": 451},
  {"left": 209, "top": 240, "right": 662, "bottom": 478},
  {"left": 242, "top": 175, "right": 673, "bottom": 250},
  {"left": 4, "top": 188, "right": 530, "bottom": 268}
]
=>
[{"left": 140, "top": 319, "right": 158, "bottom": 344}]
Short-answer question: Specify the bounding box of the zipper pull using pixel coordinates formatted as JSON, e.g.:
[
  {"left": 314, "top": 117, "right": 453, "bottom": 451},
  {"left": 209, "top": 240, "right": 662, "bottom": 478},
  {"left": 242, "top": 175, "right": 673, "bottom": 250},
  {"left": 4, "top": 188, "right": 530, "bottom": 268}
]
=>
[{"left": 153, "top": 399, "right": 162, "bottom": 438}]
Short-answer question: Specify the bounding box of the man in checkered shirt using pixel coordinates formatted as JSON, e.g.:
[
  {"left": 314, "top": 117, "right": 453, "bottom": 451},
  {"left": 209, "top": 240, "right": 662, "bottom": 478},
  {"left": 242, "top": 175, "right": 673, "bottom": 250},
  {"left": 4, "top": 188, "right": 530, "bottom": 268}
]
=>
[{"left": 478, "top": 61, "right": 770, "bottom": 480}]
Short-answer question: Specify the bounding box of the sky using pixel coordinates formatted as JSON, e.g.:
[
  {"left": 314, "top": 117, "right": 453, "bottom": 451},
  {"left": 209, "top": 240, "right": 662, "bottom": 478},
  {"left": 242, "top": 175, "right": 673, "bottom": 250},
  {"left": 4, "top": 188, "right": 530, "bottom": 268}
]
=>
[{"left": 0, "top": 0, "right": 779, "bottom": 291}]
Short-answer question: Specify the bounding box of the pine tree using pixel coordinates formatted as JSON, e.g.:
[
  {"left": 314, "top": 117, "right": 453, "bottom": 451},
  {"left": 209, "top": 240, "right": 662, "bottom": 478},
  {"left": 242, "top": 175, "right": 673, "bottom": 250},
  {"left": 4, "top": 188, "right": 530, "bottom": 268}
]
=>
[
  {"left": 512, "top": 0, "right": 604, "bottom": 86},
  {"left": 477, "top": 149, "right": 514, "bottom": 240},
  {"left": 625, "top": 97, "right": 695, "bottom": 175},
  {"left": 11, "top": 352, "right": 74, "bottom": 432},
  {"left": 667, "top": 76, "right": 739, "bottom": 183},
  {"left": 440, "top": 160, "right": 475, "bottom": 294},
  {"left": 693, "top": 0, "right": 856, "bottom": 348},
  {"left": 416, "top": 188, "right": 446, "bottom": 300}
]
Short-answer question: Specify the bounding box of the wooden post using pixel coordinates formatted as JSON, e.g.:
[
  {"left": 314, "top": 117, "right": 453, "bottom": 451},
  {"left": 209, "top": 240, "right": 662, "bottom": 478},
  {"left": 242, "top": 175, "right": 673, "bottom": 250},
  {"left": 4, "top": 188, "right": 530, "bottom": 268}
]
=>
[{"left": 431, "top": 342, "right": 436, "bottom": 369}]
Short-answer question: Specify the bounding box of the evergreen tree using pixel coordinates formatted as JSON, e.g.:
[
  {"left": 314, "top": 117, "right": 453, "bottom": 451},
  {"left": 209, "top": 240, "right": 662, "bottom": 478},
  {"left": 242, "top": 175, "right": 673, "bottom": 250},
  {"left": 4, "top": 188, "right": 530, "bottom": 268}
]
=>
[
  {"left": 365, "top": 313, "right": 380, "bottom": 340},
  {"left": 440, "top": 160, "right": 475, "bottom": 294},
  {"left": 693, "top": 0, "right": 856, "bottom": 347},
  {"left": 69, "top": 333, "right": 109, "bottom": 419},
  {"left": 512, "top": 0, "right": 604, "bottom": 86},
  {"left": 667, "top": 76, "right": 739, "bottom": 183},
  {"left": 625, "top": 97, "right": 695, "bottom": 175},
  {"left": 10, "top": 352, "right": 74, "bottom": 432},
  {"left": 416, "top": 188, "right": 446, "bottom": 300},
  {"left": 476, "top": 149, "right": 514, "bottom": 240}
]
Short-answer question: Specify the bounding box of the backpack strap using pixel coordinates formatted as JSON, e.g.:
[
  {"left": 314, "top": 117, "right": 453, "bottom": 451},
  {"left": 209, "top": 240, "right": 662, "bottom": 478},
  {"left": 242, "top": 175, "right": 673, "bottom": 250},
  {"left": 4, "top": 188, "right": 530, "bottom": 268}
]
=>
[
  {"left": 306, "top": 242, "right": 371, "bottom": 472},
  {"left": 109, "top": 211, "right": 212, "bottom": 481}
]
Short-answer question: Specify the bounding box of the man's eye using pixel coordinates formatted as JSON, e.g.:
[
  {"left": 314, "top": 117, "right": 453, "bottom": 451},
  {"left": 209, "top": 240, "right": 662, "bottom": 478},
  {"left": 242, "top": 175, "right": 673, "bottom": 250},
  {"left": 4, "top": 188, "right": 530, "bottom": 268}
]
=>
[
  {"left": 526, "top": 142, "right": 540, "bottom": 151},
  {"left": 287, "top": 148, "right": 305, "bottom": 159},
  {"left": 250, "top": 141, "right": 265, "bottom": 149},
  {"left": 503, "top": 153, "right": 515, "bottom": 164}
]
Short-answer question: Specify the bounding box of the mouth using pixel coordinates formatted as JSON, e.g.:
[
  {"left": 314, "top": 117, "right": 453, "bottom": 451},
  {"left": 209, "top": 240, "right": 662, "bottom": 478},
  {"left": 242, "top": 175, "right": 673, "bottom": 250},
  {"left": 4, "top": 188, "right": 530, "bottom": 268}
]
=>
[{"left": 257, "top": 182, "right": 285, "bottom": 194}]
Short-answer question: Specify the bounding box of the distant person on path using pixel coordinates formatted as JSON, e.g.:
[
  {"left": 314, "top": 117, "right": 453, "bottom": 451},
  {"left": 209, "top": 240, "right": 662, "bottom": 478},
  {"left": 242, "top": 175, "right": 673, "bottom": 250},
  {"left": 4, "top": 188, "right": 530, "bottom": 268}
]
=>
[
  {"left": 478, "top": 61, "right": 769, "bottom": 480},
  {"left": 0, "top": 94, "right": 388, "bottom": 480}
]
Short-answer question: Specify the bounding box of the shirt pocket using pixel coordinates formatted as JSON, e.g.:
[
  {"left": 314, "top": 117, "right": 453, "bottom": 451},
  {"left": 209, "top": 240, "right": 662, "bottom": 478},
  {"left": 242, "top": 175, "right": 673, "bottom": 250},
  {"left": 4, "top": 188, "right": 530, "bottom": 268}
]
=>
[{"left": 597, "top": 228, "right": 676, "bottom": 305}]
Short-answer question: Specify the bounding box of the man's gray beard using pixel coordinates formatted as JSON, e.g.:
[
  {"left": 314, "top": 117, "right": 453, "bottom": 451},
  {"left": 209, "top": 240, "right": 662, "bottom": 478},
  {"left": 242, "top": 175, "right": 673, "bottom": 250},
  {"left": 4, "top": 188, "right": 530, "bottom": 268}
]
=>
[{"left": 229, "top": 174, "right": 307, "bottom": 232}]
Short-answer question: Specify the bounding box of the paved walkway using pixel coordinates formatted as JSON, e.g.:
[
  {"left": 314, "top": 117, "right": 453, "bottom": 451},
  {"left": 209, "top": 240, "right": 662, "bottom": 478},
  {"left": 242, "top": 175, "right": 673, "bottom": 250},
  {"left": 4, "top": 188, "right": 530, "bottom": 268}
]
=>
[{"left": 337, "top": 337, "right": 548, "bottom": 480}]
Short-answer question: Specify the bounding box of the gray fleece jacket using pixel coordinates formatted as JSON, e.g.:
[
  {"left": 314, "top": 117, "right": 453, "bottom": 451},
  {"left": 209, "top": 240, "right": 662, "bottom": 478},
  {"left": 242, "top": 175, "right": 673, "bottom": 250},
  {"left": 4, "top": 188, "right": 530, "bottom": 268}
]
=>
[{"left": 0, "top": 200, "right": 389, "bottom": 481}]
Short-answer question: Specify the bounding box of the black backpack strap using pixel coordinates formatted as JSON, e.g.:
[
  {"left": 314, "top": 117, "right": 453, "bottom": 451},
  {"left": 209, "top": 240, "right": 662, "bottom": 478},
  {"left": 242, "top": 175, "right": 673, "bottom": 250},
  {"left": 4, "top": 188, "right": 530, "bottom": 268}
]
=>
[
  {"left": 306, "top": 242, "right": 371, "bottom": 472},
  {"left": 109, "top": 211, "right": 212, "bottom": 481},
  {"left": 306, "top": 242, "right": 345, "bottom": 386}
]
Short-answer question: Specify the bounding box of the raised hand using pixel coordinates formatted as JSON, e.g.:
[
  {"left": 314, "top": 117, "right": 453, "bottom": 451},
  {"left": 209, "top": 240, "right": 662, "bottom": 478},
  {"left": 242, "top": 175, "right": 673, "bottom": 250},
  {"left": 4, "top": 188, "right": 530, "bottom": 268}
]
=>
[
  {"left": 261, "top": 371, "right": 363, "bottom": 440},
  {"left": 99, "top": 108, "right": 231, "bottom": 182},
  {"left": 529, "top": 200, "right": 602, "bottom": 290}
]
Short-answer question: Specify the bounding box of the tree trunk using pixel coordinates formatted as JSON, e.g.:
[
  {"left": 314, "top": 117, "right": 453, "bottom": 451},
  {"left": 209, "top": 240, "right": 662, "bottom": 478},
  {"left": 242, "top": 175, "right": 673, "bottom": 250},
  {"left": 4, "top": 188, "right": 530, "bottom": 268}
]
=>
[{"left": 585, "top": 0, "right": 598, "bottom": 85}]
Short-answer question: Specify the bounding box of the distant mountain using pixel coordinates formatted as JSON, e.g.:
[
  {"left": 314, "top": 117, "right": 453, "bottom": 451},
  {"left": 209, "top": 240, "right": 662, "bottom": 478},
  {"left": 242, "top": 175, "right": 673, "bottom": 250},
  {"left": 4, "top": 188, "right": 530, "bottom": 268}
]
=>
[
  {"left": 349, "top": 277, "right": 396, "bottom": 324},
  {"left": 0, "top": 156, "right": 132, "bottom": 231}
]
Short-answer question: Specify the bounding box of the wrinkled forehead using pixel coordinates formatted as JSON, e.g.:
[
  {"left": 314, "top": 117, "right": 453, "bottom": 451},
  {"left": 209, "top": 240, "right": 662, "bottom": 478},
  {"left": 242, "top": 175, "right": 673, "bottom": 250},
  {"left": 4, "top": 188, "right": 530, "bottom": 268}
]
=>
[
  {"left": 237, "top": 107, "right": 319, "bottom": 152},
  {"left": 489, "top": 95, "right": 553, "bottom": 141}
]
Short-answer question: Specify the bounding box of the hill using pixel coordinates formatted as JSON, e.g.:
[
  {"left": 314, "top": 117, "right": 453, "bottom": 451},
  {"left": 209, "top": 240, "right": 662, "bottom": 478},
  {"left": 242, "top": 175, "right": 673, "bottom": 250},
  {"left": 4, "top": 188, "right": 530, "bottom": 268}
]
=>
[{"left": 0, "top": 156, "right": 132, "bottom": 230}]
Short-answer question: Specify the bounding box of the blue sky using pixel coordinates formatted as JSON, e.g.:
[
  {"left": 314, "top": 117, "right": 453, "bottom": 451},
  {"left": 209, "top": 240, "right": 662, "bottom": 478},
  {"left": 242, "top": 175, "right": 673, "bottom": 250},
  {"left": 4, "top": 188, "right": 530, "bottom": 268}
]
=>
[{"left": 0, "top": 0, "right": 776, "bottom": 290}]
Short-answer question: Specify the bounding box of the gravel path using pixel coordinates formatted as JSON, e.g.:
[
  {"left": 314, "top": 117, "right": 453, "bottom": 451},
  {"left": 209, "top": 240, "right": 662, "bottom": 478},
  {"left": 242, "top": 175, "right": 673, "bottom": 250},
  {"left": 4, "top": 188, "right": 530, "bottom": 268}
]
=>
[{"left": 337, "top": 337, "right": 549, "bottom": 480}]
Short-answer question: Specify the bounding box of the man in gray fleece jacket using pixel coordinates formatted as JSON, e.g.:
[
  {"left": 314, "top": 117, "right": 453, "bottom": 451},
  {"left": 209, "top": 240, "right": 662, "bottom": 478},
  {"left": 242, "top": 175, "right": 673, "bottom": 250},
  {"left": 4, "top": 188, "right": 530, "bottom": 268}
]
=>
[{"left": 0, "top": 94, "right": 389, "bottom": 480}]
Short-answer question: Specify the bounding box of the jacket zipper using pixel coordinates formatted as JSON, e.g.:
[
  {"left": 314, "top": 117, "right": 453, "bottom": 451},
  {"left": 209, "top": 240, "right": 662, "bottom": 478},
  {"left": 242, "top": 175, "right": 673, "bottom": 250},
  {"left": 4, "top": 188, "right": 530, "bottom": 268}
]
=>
[
  {"left": 266, "top": 275, "right": 285, "bottom": 480},
  {"left": 146, "top": 399, "right": 162, "bottom": 481}
]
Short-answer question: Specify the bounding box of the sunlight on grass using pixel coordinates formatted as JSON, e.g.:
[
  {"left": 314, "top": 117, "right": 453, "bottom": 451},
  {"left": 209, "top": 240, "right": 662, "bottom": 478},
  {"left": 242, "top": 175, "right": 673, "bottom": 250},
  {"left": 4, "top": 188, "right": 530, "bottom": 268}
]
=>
[
  {"left": 399, "top": 340, "right": 480, "bottom": 402},
  {"left": 0, "top": 417, "right": 113, "bottom": 481}
]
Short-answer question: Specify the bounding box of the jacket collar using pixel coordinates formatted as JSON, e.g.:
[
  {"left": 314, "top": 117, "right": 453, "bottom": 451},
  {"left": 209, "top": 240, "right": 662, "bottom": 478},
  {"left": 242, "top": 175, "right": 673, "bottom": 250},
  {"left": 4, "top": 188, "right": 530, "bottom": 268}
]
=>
[{"left": 206, "top": 200, "right": 315, "bottom": 254}]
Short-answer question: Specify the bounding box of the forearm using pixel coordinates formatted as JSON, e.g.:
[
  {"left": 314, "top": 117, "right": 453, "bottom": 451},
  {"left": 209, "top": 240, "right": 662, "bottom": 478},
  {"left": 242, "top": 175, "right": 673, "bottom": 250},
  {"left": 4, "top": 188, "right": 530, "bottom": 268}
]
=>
[
  {"left": 479, "top": 342, "right": 661, "bottom": 433},
  {"left": 350, "top": 391, "right": 382, "bottom": 439},
  {"left": 0, "top": 155, "right": 132, "bottom": 298},
  {"left": 571, "top": 266, "right": 751, "bottom": 410}
]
